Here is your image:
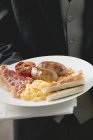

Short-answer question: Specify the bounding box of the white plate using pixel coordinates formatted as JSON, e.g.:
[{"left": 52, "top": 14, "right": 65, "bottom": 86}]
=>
[{"left": 0, "top": 55, "right": 93, "bottom": 107}]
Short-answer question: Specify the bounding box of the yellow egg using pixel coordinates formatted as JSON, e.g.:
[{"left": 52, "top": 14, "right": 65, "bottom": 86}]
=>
[{"left": 21, "top": 80, "right": 52, "bottom": 101}]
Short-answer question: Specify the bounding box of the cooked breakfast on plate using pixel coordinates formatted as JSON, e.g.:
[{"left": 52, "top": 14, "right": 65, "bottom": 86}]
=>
[{"left": 0, "top": 60, "right": 85, "bottom": 102}]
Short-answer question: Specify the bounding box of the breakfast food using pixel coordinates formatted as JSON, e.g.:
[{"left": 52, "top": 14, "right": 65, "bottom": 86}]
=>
[
  {"left": 0, "top": 60, "right": 85, "bottom": 102},
  {"left": 42, "top": 71, "right": 84, "bottom": 93},
  {"left": 21, "top": 70, "right": 85, "bottom": 101},
  {"left": 31, "top": 67, "right": 58, "bottom": 82},
  {"left": 38, "top": 61, "right": 67, "bottom": 76},
  {"left": 0, "top": 64, "right": 33, "bottom": 98},
  {"left": 15, "top": 61, "right": 36, "bottom": 77},
  {"left": 46, "top": 86, "right": 84, "bottom": 101},
  {"left": 21, "top": 80, "right": 52, "bottom": 101}
]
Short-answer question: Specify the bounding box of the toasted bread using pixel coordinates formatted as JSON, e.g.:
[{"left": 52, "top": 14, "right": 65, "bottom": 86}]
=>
[
  {"left": 47, "top": 85, "right": 85, "bottom": 101},
  {"left": 42, "top": 70, "right": 85, "bottom": 93}
]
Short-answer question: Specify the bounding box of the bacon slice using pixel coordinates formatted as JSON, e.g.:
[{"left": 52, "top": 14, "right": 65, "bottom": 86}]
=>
[{"left": 0, "top": 65, "right": 33, "bottom": 98}]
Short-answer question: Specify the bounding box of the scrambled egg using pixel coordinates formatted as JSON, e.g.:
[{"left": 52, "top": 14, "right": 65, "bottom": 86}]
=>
[{"left": 21, "top": 80, "right": 53, "bottom": 101}]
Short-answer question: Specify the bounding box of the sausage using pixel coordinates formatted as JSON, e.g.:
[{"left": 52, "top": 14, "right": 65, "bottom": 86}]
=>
[
  {"left": 38, "top": 61, "right": 67, "bottom": 76},
  {"left": 31, "top": 67, "right": 58, "bottom": 82}
]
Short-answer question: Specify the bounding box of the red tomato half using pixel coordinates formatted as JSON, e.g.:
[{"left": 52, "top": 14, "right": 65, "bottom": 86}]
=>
[{"left": 15, "top": 61, "right": 36, "bottom": 77}]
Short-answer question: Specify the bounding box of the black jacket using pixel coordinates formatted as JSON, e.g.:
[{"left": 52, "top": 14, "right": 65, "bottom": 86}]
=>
[
  {"left": 10, "top": 0, "right": 93, "bottom": 64},
  {"left": 1, "top": 0, "right": 93, "bottom": 64}
]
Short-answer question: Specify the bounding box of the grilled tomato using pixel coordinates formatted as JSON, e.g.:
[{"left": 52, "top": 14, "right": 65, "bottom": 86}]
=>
[{"left": 15, "top": 61, "right": 36, "bottom": 77}]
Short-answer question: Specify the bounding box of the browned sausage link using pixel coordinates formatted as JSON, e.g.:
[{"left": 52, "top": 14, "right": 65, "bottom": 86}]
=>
[
  {"left": 31, "top": 67, "right": 58, "bottom": 82},
  {"left": 38, "top": 61, "right": 67, "bottom": 76}
]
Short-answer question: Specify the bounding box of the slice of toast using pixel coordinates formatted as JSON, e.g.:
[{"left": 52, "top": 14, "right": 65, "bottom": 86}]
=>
[
  {"left": 42, "top": 70, "right": 85, "bottom": 93},
  {"left": 47, "top": 85, "right": 85, "bottom": 101}
]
